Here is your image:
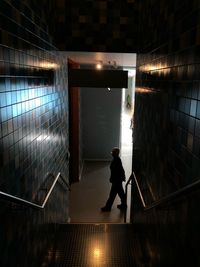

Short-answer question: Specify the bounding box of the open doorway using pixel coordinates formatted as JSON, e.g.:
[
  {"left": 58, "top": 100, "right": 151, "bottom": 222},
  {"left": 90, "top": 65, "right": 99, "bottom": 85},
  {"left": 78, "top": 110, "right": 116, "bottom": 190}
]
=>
[
  {"left": 68, "top": 52, "right": 136, "bottom": 223},
  {"left": 69, "top": 86, "right": 124, "bottom": 223},
  {"left": 68, "top": 83, "right": 136, "bottom": 223}
]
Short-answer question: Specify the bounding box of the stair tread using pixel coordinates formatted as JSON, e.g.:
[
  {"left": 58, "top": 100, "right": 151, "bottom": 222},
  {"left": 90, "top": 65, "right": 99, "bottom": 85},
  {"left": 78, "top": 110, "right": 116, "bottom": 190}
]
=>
[{"left": 42, "top": 223, "right": 137, "bottom": 266}]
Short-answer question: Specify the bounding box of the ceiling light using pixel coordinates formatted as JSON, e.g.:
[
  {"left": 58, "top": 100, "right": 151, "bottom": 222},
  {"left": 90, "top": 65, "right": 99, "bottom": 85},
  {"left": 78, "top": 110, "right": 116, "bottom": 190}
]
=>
[{"left": 96, "top": 61, "right": 103, "bottom": 70}]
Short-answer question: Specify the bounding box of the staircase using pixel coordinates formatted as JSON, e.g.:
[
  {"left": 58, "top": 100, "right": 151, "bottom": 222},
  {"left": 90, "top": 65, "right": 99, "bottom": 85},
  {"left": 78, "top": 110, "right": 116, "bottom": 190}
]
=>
[
  {"left": 41, "top": 223, "right": 137, "bottom": 267},
  {"left": 40, "top": 221, "right": 194, "bottom": 267}
]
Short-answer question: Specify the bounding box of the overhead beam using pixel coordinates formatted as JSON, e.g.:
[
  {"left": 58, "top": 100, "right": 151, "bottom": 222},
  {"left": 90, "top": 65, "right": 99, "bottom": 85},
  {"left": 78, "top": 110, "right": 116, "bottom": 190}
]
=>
[{"left": 68, "top": 69, "right": 128, "bottom": 88}]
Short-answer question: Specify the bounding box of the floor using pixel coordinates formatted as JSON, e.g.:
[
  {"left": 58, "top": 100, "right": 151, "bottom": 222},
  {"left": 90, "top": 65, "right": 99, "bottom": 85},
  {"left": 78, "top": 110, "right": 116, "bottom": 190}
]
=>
[
  {"left": 69, "top": 161, "right": 128, "bottom": 223},
  {"left": 69, "top": 95, "right": 133, "bottom": 223},
  {"left": 41, "top": 223, "right": 192, "bottom": 267},
  {"left": 42, "top": 224, "right": 137, "bottom": 267}
]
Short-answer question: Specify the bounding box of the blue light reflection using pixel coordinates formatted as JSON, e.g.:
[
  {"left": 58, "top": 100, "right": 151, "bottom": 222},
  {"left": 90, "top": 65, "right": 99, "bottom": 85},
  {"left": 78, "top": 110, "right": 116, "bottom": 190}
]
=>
[{"left": 0, "top": 86, "right": 58, "bottom": 122}]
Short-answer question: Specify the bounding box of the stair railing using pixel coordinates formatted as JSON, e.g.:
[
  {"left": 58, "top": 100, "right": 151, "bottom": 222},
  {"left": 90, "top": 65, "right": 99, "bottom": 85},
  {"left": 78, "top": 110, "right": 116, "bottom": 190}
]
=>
[
  {"left": 124, "top": 171, "right": 200, "bottom": 222},
  {"left": 133, "top": 172, "right": 200, "bottom": 210},
  {"left": 0, "top": 172, "right": 70, "bottom": 209}
]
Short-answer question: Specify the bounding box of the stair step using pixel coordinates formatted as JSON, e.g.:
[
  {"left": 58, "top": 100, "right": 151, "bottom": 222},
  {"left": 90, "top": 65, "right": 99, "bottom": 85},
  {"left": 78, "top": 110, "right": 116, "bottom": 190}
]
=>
[
  {"left": 41, "top": 223, "right": 137, "bottom": 267},
  {"left": 41, "top": 223, "right": 192, "bottom": 267}
]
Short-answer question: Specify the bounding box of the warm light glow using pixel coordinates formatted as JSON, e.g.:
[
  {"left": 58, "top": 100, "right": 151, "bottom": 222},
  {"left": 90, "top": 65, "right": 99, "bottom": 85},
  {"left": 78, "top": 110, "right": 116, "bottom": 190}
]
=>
[
  {"left": 89, "top": 237, "right": 105, "bottom": 266},
  {"left": 27, "top": 60, "right": 59, "bottom": 69},
  {"left": 93, "top": 248, "right": 101, "bottom": 258},
  {"left": 96, "top": 63, "right": 102, "bottom": 69},
  {"left": 38, "top": 62, "right": 59, "bottom": 69},
  {"left": 136, "top": 87, "right": 156, "bottom": 94},
  {"left": 140, "top": 63, "right": 170, "bottom": 74}
]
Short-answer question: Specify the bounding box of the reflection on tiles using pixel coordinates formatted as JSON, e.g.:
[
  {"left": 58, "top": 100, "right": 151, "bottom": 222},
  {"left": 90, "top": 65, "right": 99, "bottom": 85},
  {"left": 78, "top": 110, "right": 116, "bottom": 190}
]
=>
[
  {"left": 0, "top": 1, "right": 70, "bottom": 267},
  {"left": 42, "top": 224, "right": 136, "bottom": 267},
  {"left": 41, "top": 223, "right": 196, "bottom": 267}
]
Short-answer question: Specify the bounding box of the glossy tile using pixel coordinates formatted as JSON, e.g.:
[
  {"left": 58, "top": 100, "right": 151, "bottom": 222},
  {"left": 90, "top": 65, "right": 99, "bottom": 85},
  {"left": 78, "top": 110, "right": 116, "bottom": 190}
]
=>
[{"left": 0, "top": 1, "right": 70, "bottom": 266}]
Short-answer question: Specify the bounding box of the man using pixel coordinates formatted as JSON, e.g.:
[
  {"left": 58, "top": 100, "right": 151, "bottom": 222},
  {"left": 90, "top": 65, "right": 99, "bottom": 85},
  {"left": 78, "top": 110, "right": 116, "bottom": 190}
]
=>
[{"left": 101, "top": 147, "right": 127, "bottom": 211}]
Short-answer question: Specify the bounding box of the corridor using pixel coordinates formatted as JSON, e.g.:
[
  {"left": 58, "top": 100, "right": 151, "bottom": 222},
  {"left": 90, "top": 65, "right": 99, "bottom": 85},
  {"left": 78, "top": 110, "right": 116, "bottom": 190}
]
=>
[{"left": 69, "top": 89, "right": 133, "bottom": 223}]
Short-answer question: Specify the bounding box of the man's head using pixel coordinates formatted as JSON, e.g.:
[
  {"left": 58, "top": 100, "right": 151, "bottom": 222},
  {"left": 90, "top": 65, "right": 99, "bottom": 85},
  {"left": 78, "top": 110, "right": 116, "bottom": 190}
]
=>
[{"left": 111, "top": 147, "right": 120, "bottom": 157}]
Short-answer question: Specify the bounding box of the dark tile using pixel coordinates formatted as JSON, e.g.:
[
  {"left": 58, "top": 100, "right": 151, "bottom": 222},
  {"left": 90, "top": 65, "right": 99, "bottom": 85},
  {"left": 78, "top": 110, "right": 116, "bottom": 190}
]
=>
[
  {"left": 188, "top": 116, "right": 195, "bottom": 133},
  {"left": 193, "top": 137, "right": 200, "bottom": 157},
  {"left": 178, "top": 97, "right": 185, "bottom": 113},
  {"left": 195, "top": 119, "right": 200, "bottom": 137},
  {"left": 196, "top": 101, "right": 200, "bottom": 119},
  {"left": 191, "top": 84, "right": 198, "bottom": 99},
  {"left": 187, "top": 133, "right": 193, "bottom": 151},
  {"left": 184, "top": 98, "right": 190, "bottom": 114}
]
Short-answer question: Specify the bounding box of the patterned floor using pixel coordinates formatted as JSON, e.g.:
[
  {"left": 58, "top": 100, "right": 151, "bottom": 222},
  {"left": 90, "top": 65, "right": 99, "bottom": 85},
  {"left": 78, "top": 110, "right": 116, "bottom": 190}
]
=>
[
  {"left": 41, "top": 224, "right": 137, "bottom": 267},
  {"left": 40, "top": 222, "right": 194, "bottom": 267}
]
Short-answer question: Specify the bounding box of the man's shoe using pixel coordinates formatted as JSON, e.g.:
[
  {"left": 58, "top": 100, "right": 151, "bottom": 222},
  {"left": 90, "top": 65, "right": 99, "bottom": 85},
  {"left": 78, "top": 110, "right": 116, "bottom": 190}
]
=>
[
  {"left": 101, "top": 206, "right": 111, "bottom": 212},
  {"left": 117, "top": 204, "right": 127, "bottom": 210}
]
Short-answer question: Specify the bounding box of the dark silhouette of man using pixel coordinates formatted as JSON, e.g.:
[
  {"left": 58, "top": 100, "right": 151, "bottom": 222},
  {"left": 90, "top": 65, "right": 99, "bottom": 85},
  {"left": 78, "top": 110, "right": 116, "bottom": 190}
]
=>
[{"left": 101, "top": 147, "right": 127, "bottom": 211}]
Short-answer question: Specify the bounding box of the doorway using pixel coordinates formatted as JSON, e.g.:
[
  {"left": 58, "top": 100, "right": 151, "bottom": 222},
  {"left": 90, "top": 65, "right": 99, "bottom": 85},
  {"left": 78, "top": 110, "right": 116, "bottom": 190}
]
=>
[{"left": 69, "top": 74, "right": 135, "bottom": 223}]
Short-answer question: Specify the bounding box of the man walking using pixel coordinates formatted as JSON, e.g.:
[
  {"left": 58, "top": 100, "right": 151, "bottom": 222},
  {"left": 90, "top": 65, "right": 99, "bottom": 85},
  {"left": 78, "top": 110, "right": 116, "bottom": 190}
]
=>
[{"left": 101, "top": 147, "right": 127, "bottom": 211}]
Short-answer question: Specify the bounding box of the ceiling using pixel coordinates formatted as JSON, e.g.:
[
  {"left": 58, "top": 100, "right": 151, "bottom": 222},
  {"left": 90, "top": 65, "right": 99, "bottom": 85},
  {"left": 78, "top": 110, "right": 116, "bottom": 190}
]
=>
[{"left": 65, "top": 51, "right": 136, "bottom": 69}]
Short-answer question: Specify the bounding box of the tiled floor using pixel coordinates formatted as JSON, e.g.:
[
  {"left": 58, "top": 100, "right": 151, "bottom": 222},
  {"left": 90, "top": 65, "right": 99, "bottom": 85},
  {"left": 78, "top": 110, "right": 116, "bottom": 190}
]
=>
[
  {"left": 41, "top": 222, "right": 194, "bottom": 267},
  {"left": 42, "top": 224, "right": 137, "bottom": 267}
]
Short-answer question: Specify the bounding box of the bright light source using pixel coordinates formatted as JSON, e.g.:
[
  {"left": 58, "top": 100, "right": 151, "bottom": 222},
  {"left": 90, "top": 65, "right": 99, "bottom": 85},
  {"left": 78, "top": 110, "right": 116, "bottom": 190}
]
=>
[
  {"left": 96, "top": 63, "right": 102, "bottom": 69},
  {"left": 93, "top": 248, "right": 101, "bottom": 258},
  {"left": 108, "top": 87, "right": 111, "bottom": 91}
]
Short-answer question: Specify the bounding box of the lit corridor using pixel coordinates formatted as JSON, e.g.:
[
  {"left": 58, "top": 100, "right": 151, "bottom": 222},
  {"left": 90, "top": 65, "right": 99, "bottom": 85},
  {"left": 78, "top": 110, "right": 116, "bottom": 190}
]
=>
[{"left": 69, "top": 93, "right": 133, "bottom": 224}]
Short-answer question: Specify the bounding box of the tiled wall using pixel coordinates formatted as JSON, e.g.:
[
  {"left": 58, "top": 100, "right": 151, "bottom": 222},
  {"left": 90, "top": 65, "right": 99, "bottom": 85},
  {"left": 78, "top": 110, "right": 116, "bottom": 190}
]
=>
[
  {"left": 131, "top": 1, "right": 200, "bottom": 261},
  {"left": 133, "top": 0, "right": 200, "bottom": 221},
  {"left": 134, "top": 0, "right": 200, "bottom": 198},
  {"left": 51, "top": 0, "right": 138, "bottom": 52},
  {"left": 0, "top": 1, "right": 69, "bottom": 266}
]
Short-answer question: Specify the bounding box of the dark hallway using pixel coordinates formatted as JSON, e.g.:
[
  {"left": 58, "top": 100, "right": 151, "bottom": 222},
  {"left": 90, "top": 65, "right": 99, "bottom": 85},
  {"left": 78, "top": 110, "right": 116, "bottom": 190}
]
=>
[{"left": 1, "top": 0, "right": 200, "bottom": 266}]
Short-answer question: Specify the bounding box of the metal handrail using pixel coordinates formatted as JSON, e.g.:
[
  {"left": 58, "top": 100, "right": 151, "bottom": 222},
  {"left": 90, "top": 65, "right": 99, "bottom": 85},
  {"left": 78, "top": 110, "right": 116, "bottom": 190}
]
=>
[
  {"left": 59, "top": 174, "right": 71, "bottom": 191},
  {"left": 124, "top": 175, "right": 135, "bottom": 223},
  {"left": 0, "top": 172, "right": 70, "bottom": 209},
  {"left": 131, "top": 171, "right": 200, "bottom": 210}
]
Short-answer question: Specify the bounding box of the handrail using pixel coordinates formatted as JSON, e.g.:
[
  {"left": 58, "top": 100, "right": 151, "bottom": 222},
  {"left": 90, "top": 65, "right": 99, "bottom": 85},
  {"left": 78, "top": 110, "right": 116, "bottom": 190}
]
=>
[
  {"left": 131, "top": 171, "right": 200, "bottom": 210},
  {"left": 0, "top": 172, "right": 70, "bottom": 209},
  {"left": 59, "top": 174, "right": 71, "bottom": 191},
  {"left": 124, "top": 175, "right": 134, "bottom": 223}
]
